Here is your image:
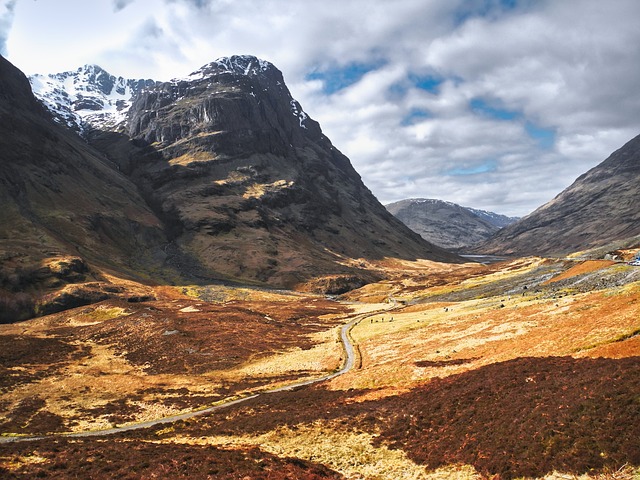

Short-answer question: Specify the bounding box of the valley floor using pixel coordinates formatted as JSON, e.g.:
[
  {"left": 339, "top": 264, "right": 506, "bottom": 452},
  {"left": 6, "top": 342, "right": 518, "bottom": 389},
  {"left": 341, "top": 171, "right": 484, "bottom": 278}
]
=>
[{"left": 1, "top": 256, "right": 639, "bottom": 479}]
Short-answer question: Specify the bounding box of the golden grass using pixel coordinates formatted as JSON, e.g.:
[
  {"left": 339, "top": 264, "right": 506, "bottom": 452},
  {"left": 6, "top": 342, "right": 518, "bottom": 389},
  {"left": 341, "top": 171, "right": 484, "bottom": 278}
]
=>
[
  {"left": 169, "top": 150, "right": 215, "bottom": 165},
  {"left": 75, "top": 305, "right": 130, "bottom": 323},
  {"left": 0, "top": 299, "right": 349, "bottom": 433},
  {"left": 338, "top": 276, "right": 640, "bottom": 392},
  {"left": 242, "top": 179, "right": 294, "bottom": 199},
  {"left": 166, "top": 424, "right": 638, "bottom": 480},
  {"left": 0, "top": 453, "right": 48, "bottom": 472},
  {"left": 2, "top": 257, "right": 639, "bottom": 478},
  {"left": 159, "top": 421, "right": 446, "bottom": 480},
  {"left": 224, "top": 327, "right": 342, "bottom": 381},
  {"left": 179, "top": 284, "right": 311, "bottom": 303},
  {"left": 213, "top": 169, "right": 251, "bottom": 185}
]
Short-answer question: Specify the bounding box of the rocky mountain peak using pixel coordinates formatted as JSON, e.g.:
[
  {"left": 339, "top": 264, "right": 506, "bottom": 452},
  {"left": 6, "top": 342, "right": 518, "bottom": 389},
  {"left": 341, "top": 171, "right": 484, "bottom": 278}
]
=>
[
  {"left": 29, "top": 55, "right": 314, "bottom": 139},
  {"left": 126, "top": 55, "right": 319, "bottom": 156},
  {"left": 25, "top": 55, "right": 460, "bottom": 289},
  {"left": 29, "top": 65, "right": 156, "bottom": 133},
  {"left": 74, "top": 64, "right": 113, "bottom": 94},
  {"left": 186, "top": 55, "right": 278, "bottom": 80}
]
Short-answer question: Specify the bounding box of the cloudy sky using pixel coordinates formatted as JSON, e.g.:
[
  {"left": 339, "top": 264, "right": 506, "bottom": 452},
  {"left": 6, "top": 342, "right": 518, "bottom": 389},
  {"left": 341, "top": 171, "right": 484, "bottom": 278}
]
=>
[{"left": 3, "top": 0, "right": 640, "bottom": 217}]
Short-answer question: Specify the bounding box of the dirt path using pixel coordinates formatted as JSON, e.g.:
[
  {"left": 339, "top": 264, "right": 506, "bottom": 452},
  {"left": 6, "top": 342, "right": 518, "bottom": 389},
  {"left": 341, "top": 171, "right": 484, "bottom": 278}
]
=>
[{"left": 0, "top": 311, "right": 373, "bottom": 443}]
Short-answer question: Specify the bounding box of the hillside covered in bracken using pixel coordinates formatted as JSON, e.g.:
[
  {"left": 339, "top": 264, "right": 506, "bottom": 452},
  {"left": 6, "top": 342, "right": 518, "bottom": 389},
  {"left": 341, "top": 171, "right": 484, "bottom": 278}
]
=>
[{"left": 1, "top": 254, "right": 639, "bottom": 479}]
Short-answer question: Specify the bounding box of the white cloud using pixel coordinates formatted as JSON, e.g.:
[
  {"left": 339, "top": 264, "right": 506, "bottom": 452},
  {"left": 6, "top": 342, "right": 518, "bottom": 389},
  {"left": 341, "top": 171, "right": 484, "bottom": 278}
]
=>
[
  {"left": 5, "top": 0, "right": 640, "bottom": 217},
  {"left": 0, "top": 0, "right": 17, "bottom": 55}
]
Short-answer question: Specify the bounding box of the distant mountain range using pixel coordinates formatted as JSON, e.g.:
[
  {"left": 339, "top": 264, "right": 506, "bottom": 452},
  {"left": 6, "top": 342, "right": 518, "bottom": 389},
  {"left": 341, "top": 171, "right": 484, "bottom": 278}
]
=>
[
  {"left": 477, "top": 133, "right": 640, "bottom": 256},
  {"left": 386, "top": 199, "right": 518, "bottom": 250}
]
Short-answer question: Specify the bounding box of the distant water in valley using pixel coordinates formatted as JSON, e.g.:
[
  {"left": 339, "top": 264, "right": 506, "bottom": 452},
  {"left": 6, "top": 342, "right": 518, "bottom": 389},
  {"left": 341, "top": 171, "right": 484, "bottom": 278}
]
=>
[{"left": 460, "top": 254, "right": 507, "bottom": 264}]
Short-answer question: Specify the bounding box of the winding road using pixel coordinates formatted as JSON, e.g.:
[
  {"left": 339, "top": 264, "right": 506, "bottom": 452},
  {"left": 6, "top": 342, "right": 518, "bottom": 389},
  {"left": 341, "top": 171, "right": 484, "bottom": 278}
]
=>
[{"left": 0, "top": 313, "right": 368, "bottom": 444}]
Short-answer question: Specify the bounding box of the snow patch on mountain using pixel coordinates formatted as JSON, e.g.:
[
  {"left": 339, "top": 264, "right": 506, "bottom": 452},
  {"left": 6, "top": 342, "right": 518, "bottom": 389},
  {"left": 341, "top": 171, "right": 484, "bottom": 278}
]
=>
[
  {"left": 290, "top": 100, "right": 309, "bottom": 129},
  {"left": 29, "top": 65, "right": 155, "bottom": 134},
  {"left": 182, "top": 55, "right": 273, "bottom": 81}
]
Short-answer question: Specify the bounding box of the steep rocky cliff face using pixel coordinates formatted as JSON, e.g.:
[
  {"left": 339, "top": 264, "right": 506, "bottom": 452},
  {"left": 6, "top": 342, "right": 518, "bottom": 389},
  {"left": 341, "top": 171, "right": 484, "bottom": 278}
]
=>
[
  {"left": 478, "top": 133, "right": 640, "bottom": 256},
  {"left": 87, "top": 56, "right": 459, "bottom": 287},
  {"left": 386, "top": 199, "right": 517, "bottom": 251}
]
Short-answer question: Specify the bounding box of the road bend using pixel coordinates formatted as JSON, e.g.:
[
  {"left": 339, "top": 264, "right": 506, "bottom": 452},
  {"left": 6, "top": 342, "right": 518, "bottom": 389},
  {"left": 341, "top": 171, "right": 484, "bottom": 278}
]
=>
[{"left": 0, "top": 310, "right": 380, "bottom": 443}]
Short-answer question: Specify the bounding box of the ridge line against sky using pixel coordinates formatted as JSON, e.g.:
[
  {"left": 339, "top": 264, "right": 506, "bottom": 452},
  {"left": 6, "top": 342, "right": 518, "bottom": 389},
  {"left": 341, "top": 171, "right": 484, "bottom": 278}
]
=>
[{"left": 2, "top": 0, "right": 640, "bottom": 217}]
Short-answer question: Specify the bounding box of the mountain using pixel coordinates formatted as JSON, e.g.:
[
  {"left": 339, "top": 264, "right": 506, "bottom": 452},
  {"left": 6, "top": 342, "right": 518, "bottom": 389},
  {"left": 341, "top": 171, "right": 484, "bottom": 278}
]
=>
[
  {"left": 385, "top": 198, "right": 518, "bottom": 250},
  {"left": 89, "top": 55, "right": 460, "bottom": 287},
  {"left": 2, "top": 54, "right": 459, "bottom": 318},
  {"left": 29, "top": 65, "right": 156, "bottom": 133},
  {"left": 478, "top": 133, "right": 640, "bottom": 256},
  {"left": 0, "top": 55, "right": 170, "bottom": 321}
]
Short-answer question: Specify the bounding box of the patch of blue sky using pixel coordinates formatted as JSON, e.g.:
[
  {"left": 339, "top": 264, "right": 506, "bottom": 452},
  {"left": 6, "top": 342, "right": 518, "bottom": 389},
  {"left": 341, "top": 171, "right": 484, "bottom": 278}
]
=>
[
  {"left": 525, "top": 122, "right": 556, "bottom": 149},
  {"left": 470, "top": 98, "right": 555, "bottom": 149},
  {"left": 470, "top": 98, "right": 519, "bottom": 121},
  {"left": 454, "top": 0, "right": 520, "bottom": 25},
  {"left": 409, "top": 73, "right": 443, "bottom": 93},
  {"left": 401, "top": 108, "right": 432, "bottom": 126},
  {"left": 389, "top": 73, "right": 444, "bottom": 99},
  {"left": 445, "top": 160, "right": 498, "bottom": 176},
  {"left": 306, "top": 61, "right": 385, "bottom": 95}
]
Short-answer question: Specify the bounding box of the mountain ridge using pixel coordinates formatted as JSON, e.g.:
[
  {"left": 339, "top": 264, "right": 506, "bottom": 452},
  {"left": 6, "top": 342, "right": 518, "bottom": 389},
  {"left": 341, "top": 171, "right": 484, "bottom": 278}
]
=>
[
  {"left": 104, "top": 55, "right": 460, "bottom": 286},
  {"left": 0, "top": 54, "right": 173, "bottom": 321},
  {"left": 29, "top": 64, "right": 156, "bottom": 132}
]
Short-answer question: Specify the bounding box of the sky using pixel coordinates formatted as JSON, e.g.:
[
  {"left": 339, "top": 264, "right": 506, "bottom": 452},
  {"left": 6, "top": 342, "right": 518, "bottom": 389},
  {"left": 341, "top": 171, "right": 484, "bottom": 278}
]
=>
[{"left": 2, "top": 0, "right": 640, "bottom": 217}]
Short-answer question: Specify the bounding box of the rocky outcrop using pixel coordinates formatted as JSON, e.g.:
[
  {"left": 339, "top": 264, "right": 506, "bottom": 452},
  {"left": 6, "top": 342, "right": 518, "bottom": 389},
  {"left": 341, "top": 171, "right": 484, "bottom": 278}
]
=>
[{"left": 477, "top": 133, "right": 640, "bottom": 256}]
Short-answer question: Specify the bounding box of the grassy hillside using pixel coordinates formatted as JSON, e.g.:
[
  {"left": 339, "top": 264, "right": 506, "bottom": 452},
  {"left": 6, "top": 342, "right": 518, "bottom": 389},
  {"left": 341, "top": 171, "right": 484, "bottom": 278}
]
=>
[{"left": 1, "top": 256, "right": 639, "bottom": 479}]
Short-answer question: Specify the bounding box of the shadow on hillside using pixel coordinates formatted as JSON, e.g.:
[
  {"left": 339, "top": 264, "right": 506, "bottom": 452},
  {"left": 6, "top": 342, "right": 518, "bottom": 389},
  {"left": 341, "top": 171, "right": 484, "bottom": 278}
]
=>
[
  {"left": 0, "top": 438, "right": 344, "bottom": 479},
  {"left": 177, "top": 355, "right": 640, "bottom": 479}
]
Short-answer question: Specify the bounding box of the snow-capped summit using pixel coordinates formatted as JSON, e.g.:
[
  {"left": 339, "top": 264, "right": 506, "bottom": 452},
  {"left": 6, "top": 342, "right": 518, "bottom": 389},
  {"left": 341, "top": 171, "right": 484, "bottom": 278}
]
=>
[
  {"left": 183, "top": 55, "right": 274, "bottom": 81},
  {"left": 29, "top": 65, "right": 156, "bottom": 133}
]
